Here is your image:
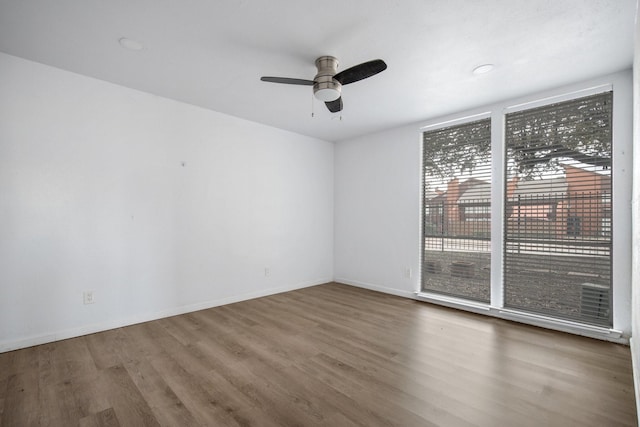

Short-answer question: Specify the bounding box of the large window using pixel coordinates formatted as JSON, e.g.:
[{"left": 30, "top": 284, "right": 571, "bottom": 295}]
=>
[
  {"left": 421, "top": 118, "right": 491, "bottom": 302},
  {"left": 503, "top": 92, "right": 613, "bottom": 327},
  {"left": 420, "top": 91, "right": 614, "bottom": 328}
]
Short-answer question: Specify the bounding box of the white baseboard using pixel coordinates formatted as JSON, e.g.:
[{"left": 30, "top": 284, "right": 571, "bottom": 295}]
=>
[
  {"left": 630, "top": 337, "right": 640, "bottom": 427},
  {"left": 335, "top": 278, "right": 416, "bottom": 299},
  {"left": 0, "top": 278, "right": 330, "bottom": 353}
]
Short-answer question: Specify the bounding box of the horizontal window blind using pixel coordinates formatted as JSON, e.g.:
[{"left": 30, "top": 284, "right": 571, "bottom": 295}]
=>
[
  {"left": 422, "top": 118, "right": 491, "bottom": 302},
  {"left": 503, "top": 91, "right": 612, "bottom": 326}
]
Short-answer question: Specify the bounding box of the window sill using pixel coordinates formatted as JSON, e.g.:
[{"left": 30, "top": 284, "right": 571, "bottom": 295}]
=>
[{"left": 414, "top": 291, "right": 626, "bottom": 344}]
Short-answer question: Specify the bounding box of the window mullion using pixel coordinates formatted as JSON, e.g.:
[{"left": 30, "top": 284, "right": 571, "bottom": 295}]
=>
[{"left": 491, "top": 111, "right": 505, "bottom": 308}]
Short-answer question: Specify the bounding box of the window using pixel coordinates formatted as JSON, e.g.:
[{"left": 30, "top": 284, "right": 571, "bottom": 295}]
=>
[
  {"left": 420, "top": 90, "right": 616, "bottom": 330},
  {"left": 503, "top": 91, "right": 613, "bottom": 326},
  {"left": 421, "top": 118, "right": 491, "bottom": 302}
]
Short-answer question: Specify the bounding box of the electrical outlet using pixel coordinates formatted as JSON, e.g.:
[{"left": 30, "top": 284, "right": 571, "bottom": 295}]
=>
[
  {"left": 264, "top": 267, "right": 271, "bottom": 277},
  {"left": 404, "top": 267, "right": 412, "bottom": 279},
  {"left": 83, "top": 291, "right": 95, "bottom": 305}
]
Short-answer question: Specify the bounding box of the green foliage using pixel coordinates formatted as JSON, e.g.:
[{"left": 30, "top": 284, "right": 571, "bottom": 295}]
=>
[
  {"left": 505, "top": 93, "right": 612, "bottom": 177},
  {"left": 423, "top": 118, "right": 491, "bottom": 181},
  {"left": 422, "top": 92, "right": 612, "bottom": 181}
]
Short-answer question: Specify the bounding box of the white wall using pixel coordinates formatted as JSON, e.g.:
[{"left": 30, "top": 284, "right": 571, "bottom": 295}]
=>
[
  {"left": 0, "top": 52, "right": 334, "bottom": 352},
  {"left": 334, "top": 126, "right": 421, "bottom": 297},
  {"left": 631, "top": 0, "right": 640, "bottom": 420},
  {"left": 335, "top": 70, "right": 633, "bottom": 338}
]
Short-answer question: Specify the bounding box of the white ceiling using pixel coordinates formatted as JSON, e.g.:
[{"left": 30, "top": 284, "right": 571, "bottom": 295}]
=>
[{"left": 0, "top": 0, "right": 635, "bottom": 142}]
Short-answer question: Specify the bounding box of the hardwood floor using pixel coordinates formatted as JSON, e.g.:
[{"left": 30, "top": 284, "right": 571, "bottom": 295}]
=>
[{"left": 0, "top": 282, "right": 636, "bottom": 426}]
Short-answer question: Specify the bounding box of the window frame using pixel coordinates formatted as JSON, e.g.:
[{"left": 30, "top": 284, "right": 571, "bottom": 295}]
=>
[
  {"left": 502, "top": 91, "right": 613, "bottom": 327},
  {"left": 416, "top": 74, "right": 632, "bottom": 342},
  {"left": 420, "top": 116, "right": 493, "bottom": 303}
]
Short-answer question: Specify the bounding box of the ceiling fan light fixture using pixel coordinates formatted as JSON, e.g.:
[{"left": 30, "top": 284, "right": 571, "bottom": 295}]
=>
[
  {"left": 314, "top": 80, "right": 342, "bottom": 102},
  {"left": 313, "top": 56, "right": 342, "bottom": 102}
]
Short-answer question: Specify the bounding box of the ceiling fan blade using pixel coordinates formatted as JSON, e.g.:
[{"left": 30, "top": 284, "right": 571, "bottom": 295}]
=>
[
  {"left": 333, "top": 59, "right": 387, "bottom": 85},
  {"left": 260, "top": 76, "right": 314, "bottom": 86},
  {"left": 325, "top": 97, "right": 343, "bottom": 113}
]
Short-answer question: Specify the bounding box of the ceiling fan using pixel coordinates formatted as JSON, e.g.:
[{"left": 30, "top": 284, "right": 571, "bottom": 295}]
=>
[{"left": 260, "top": 56, "right": 387, "bottom": 113}]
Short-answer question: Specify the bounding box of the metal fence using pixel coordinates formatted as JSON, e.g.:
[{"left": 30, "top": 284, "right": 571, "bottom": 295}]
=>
[
  {"left": 424, "top": 193, "right": 610, "bottom": 248},
  {"left": 504, "top": 192, "right": 612, "bottom": 327},
  {"left": 422, "top": 198, "right": 491, "bottom": 302},
  {"left": 422, "top": 193, "right": 612, "bottom": 325},
  {"left": 424, "top": 198, "right": 490, "bottom": 253}
]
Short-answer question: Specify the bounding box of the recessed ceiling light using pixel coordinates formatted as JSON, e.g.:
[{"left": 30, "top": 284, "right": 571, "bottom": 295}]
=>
[
  {"left": 473, "top": 64, "right": 494, "bottom": 75},
  {"left": 118, "top": 37, "right": 144, "bottom": 51}
]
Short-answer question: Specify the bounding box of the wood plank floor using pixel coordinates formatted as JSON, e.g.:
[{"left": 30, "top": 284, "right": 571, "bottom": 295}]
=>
[{"left": 0, "top": 282, "right": 636, "bottom": 426}]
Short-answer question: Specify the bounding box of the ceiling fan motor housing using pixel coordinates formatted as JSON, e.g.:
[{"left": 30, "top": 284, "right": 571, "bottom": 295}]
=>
[{"left": 313, "top": 56, "right": 342, "bottom": 102}]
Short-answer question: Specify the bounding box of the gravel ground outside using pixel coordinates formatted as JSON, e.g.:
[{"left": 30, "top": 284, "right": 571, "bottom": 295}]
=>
[{"left": 422, "top": 250, "right": 611, "bottom": 327}]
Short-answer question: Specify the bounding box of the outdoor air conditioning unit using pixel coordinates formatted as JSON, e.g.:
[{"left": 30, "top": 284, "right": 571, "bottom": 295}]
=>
[{"left": 579, "top": 283, "right": 609, "bottom": 320}]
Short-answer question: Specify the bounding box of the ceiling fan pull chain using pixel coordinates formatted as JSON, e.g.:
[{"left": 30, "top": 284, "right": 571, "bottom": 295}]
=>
[{"left": 311, "top": 93, "right": 315, "bottom": 117}]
